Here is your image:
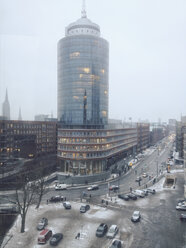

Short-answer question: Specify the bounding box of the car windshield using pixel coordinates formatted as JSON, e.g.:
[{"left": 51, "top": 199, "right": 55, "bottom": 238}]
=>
[
  {"left": 38, "top": 223, "right": 44, "bottom": 227},
  {"left": 133, "top": 213, "right": 139, "bottom": 217},
  {"left": 51, "top": 237, "right": 57, "bottom": 242},
  {"left": 97, "top": 226, "right": 104, "bottom": 231},
  {"left": 109, "top": 227, "right": 116, "bottom": 233}
]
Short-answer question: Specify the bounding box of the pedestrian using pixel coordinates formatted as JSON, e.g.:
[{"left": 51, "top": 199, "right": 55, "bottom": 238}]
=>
[
  {"left": 145, "top": 184, "right": 147, "bottom": 188},
  {"left": 47, "top": 199, "right": 48, "bottom": 205},
  {"left": 64, "top": 197, "right": 66, "bottom": 201},
  {"left": 130, "top": 187, "right": 132, "bottom": 192},
  {"left": 89, "top": 194, "right": 91, "bottom": 198}
]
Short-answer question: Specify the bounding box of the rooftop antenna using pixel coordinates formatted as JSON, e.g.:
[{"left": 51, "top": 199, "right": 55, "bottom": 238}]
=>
[{"left": 81, "top": 0, "right": 87, "bottom": 18}]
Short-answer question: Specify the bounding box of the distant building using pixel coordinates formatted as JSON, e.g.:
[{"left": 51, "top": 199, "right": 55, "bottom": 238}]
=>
[
  {"left": 2, "top": 89, "right": 10, "bottom": 120},
  {"left": 176, "top": 117, "right": 186, "bottom": 160},
  {"left": 168, "top": 118, "right": 177, "bottom": 132},
  {"left": 0, "top": 120, "right": 57, "bottom": 164},
  {"left": 136, "top": 123, "right": 150, "bottom": 153},
  {"left": 35, "top": 114, "right": 57, "bottom": 122},
  {"left": 150, "top": 123, "right": 168, "bottom": 145}
]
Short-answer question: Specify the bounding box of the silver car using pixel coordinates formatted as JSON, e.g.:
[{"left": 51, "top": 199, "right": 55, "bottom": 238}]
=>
[{"left": 106, "top": 225, "right": 118, "bottom": 238}]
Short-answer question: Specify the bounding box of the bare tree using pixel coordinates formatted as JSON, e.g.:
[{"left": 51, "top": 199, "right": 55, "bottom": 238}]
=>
[
  {"left": 15, "top": 175, "right": 37, "bottom": 233},
  {"left": 35, "top": 172, "right": 48, "bottom": 209}
]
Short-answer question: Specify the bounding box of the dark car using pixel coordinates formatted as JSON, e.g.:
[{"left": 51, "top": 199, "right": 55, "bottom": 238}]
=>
[
  {"left": 127, "top": 193, "right": 137, "bottom": 200},
  {"left": 147, "top": 189, "right": 156, "bottom": 194},
  {"left": 50, "top": 233, "right": 63, "bottom": 246},
  {"left": 109, "top": 185, "right": 119, "bottom": 191},
  {"left": 180, "top": 214, "right": 186, "bottom": 221},
  {"left": 118, "top": 194, "right": 129, "bottom": 201},
  {"left": 37, "top": 217, "right": 48, "bottom": 231},
  {"left": 80, "top": 204, "right": 90, "bottom": 213},
  {"left": 49, "top": 196, "right": 64, "bottom": 203},
  {"left": 141, "top": 189, "right": 148, "bottom": 196},
  {"left": 135, "top": 176, "right": 142, "bottom": 182},
  {"left": 96, "top": 223, "right": 108, "bottom": 237},
  {"left": 63, "top": 202, "right": 71, "bottom": 209},
  {"left": 109, "top": 239, "right": 122, "bottom": 248}
]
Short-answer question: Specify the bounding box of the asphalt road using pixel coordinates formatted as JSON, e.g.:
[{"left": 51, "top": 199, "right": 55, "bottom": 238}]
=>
[{"left": 43, "top": 137, "right": 173, "bottom": 202}]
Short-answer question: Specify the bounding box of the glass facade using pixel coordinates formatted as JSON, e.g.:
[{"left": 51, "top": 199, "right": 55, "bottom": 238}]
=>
[{"left": 58, "top": 31, "right": 109, "bottom": 126}]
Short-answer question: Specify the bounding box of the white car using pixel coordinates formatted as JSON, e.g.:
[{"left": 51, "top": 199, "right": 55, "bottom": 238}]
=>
[
  {"left": 106, "top": 225, "right": 118, "bottom": 238},
  {"left": 176, "top": 203, "right": 186, "bottom": 211},
  {"left": 142, "top": 172, "right": 148, "bottom": 178},
  {"left": 131, "top": 211, "right": 141, "bottom": 222},
  {"left": 87, "top": 185, "right": 99, "bottom": 191}
]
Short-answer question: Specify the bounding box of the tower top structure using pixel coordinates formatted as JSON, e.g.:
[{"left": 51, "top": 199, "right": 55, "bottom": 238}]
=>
[
  {"left": 65, "top": 0, "right": 100, "bottom": 37},
  {"left": 81, "top": 0, "right": 87, "bottom": 18}
]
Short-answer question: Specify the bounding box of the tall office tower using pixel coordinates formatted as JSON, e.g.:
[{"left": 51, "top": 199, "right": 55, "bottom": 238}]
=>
[
  {"left": 57, "top": 4, "right": 109, "bottom": 127},
  {"left": 2, "top": 89, "right": 10, "bottom": 120}
]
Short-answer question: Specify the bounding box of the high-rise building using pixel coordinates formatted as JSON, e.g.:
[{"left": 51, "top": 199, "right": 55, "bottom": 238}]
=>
[
  {"left": 2, "top": 89, "right": 10, "bottom": 120},
  {"left": 57, "top": 5, "right": 109, "bottom": 127},
  {"left": 57, "top": 4, "right": 138, "bottom": 177}
]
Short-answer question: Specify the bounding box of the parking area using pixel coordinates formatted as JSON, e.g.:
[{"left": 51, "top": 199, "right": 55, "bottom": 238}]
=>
[
  {"left": 4, "top": 172, "right": 186, "bottom": 248},
  {"left": 5, "top": 201, "right": 133, "bottom": 248}
]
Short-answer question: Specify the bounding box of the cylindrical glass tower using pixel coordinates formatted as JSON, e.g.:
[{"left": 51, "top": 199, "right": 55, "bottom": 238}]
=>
[{"left": 57, "top": 9, "right": 109, "bottom": 126}]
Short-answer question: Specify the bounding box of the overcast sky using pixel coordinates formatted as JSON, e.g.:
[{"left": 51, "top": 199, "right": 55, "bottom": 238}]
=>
[{"left": 0, "top": 0, "right": 186, "bottom": 122}]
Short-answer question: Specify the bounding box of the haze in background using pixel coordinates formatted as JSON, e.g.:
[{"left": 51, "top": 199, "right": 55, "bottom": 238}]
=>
[{"left": 0, "top": 0, "right": 185, "bottom": 122}]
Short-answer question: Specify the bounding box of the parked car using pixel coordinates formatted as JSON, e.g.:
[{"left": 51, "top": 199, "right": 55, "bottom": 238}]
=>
[
  {"left": 177, "top": 199, "right": 185, "bottom": 204},
  {"left": 50, "top": 233, "right": 63, "bottom": 246},
  {"left": 109, "top": 239, "right": 122, "bottom": 248},
  {"left": 180, "top": 214, "right": 186, "bottom": 221},
  {"left": 131, "top": 211, "right": 141, "bottom": 222},
  {"left": 87, "top": 185, "right": 99, "bottom": 191},
  {"left": 141, "top": 189, "right": 148, "bottom": 196},
  {"left": 109, "top": 185, "right": 119, "bottom": 191},
  {"left": 176, "top": 203, "right": 186, "bottom": 211},
  {"left": 38, "top": 229, "right": 52, "bottom": 244},
  {"left": 96, "top": 223, "right": 108, "bottom": 237},
  {"left": 80, "top": 204, "right": 90, "bottom": 213},
  {"left": 147, "top": 188, "right": 156, "bottom": 194},
  {"left": 55, "top": 184, "right": 67, "bottom": 190},
  {"left": 37, "top": 217, "right": 48, "bottom": 231},
  {"left": 135, "top": 176, "right": 142, "bottom": 182},
  {"left": 133, "top": 190, "right": 145, "bottom": 198},
  {"left": 106, "top": 225, "right": 118, "bottom": 238},
  {"left": 127, "top": 193, "right": 137, "bottom": 200},
  {"left": 118, "top": 194, "right": 129, "bottom": 201},
  {"left": 49, "top": 195, "right": 64, "bottom": 203},
  {"left": 142, "top": 172, "right": 148, "bottom": 178},
  {"left": 63, "top": 201, "right": 71, "bottom": 209}
]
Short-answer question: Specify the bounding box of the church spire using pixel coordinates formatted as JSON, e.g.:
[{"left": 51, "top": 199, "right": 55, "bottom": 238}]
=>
[
  {"left": 2, "top": 89, "right": 10, "bottom": 120},
  {"left": 81, "top": 0, "right": 87, "bottom": 18}
]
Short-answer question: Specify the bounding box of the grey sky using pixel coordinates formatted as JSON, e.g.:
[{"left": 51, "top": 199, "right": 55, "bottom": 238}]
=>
[{"left": 0, "top": 0, "right": 185, "bottom": 122}]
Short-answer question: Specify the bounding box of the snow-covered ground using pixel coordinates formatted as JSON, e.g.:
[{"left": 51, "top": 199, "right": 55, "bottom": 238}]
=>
[{"left": 3, "top": 202, "right": 122, "bottom": 248}]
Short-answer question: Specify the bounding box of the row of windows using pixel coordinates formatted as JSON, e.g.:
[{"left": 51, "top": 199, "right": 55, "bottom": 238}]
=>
[
  {"left": 58, "top": 142, "right": 137, "bottom": 159},
  {"left": 58, "top": 134, "right": 137, "bottom": 145},
  {"left": 58, "top": 138, "right": 137, "bottom": 152}
]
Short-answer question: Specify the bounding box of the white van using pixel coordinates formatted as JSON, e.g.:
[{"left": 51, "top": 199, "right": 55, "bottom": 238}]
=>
[
  {"left": 133, "top": 190, "right": 145, "bottom": 198},
  {"left": 55, "top": 184, "right": 67, "bottom": 190}
]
